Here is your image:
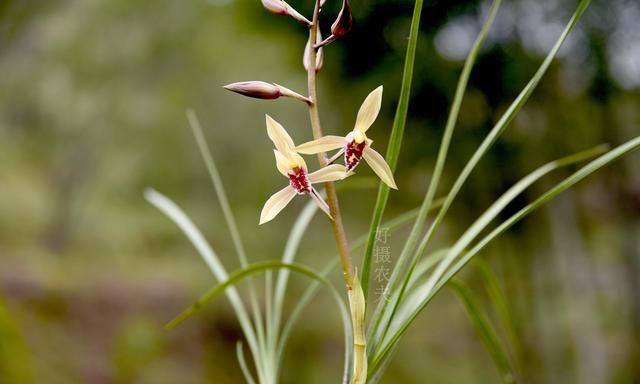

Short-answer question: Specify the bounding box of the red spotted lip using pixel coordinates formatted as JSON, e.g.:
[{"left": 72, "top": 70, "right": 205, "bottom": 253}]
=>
[
  {"left": 345, "top": 140, "right": 366, "bottom": 171},
  {"left": 287, "top": 167, "right": 311, "bottom": 194}
]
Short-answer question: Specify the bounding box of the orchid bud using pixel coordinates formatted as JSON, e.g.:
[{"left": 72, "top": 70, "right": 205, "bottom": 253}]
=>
[
  {"left": 223, "top": 81, "right": 281, "bottom": 99},
  {"left": 330, "top": 0, "right": 352, "bottom": 38},
  {"left": 304, "top": 31, "right": 324, "bottom": 73},
  {"left": 314, "top": 0, "right": 352, "bottom": 48},
  {"left": 261, "top": 0, "right": 312, "bottom": 26},
  {"left": 224, "top": 81, "right": 311, "bottom": 103}
]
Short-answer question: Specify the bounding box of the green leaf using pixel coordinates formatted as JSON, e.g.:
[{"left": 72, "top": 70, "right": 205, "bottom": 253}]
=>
[
  {"left": 236, "top": 342, "right": 257, "bottom": 384},
  {"left": 436, "top": 135, "right": 640, "bottom": 297},
  {"left": 367, "top": 0, "right": 502, "bottom": 355},
  {"left": 370, "top": 142, "right": 606, "bottom": 373},
  {"left": 165, "top": 261, "right": 354, "bottom": 383},
  {"left": 376, "top": 136, "right": 638, "bottom": 372},
  {"left": 473, "top": 259, "right": 523, "bottom": 373},
  {"left": 360, "top": 0, "right": 425, "bottom": 298},
  {"left": 144, "top": 189, "right": 262, "bottom": 375},
  {"left": 271, "top": 198, "right": 320, "bottom": 378},
  {"left": 449, "top": 280, "right": 517, "bottom": 384},
  {"left": 367, "top": 0, "right": 592, "bottom": 375},
  {"left": 274, "top": 200, "right": 442, "bottom": 381},
  {"left": 367, "top": 248, "right": 448, "bottom": 353},
  {"left": 186, "top": 110, "right": 268, "bottom": 379},
  {"left": 275, "top": 258, "right": 343, "bottom": 378},
  {"left": 409, "top": 0, "right": 592, "bottom": 273}
]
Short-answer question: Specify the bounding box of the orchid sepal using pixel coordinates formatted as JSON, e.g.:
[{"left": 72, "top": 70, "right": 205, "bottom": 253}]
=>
[
  {"left": 293, "top": 86, "right": 398, "bottom": 189},
  {"left": 260, "top": 116, "right": 351, "bottom": 224}
]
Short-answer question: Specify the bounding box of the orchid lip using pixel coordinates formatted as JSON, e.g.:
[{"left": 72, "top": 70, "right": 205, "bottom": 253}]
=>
[
  {"left": 287, "top": 166, "right": 312, "bottom": 194},
  {"left": 345, "top": 139, "right": 367, "bottom": 171}
]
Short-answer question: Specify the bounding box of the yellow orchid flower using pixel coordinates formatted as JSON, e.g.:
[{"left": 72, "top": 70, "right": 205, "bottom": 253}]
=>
[
  {"left": 260, "top": 115, "right": 348, "bottom": 224},
  {"left": 295, "top": 86, "right": 398, "bottom": 189}
]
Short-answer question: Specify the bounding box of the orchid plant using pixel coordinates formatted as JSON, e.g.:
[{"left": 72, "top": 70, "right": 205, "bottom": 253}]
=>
[{"left": 145, "top": 0, "right": 640, "bottom": 382}]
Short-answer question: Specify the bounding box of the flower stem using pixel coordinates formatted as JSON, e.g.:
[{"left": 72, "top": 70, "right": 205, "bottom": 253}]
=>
[
  {"left": 306, "top": 3, "right": 367, "bottom": 383},
  {"left": 306, "top": 0, "right": 354, "bottom": 290}
]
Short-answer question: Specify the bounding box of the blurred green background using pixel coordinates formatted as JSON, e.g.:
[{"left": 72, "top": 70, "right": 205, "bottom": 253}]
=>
[{"left": 1, "top": 0, "right": 639, "bottom": 383}]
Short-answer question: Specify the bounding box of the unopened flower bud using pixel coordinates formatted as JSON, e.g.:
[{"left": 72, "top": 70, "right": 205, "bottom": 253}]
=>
[
  {"left": 314, "top": 0, "right": 352, "bottom": 48},
  {"left": 224, "top": 81, "right": 311, "bottom": 104},
  {"left": 223, "top": 81, "right": 281, "bottom": 99},
  {"left": 331, "top": 0, "right": 352, "bottom": 37},
  {"left": 261, "top": 0, "right": 311, "bottom": 26},
  {"left": 304, "top": 31, "right": 324, "bottom": 73}
]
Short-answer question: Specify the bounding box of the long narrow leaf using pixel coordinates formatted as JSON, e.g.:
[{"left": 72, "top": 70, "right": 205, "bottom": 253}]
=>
[
  {"left": 186, "top": 110, "right": 269, "bottom": 378},
  {"left": 369, "top": 0, "right": 502, "bottom": 354},
  {"left": 144, "top": 189, "right": 263, "bottom": 375},
  {"left": 272, "top": 199, "right": 318, "bottom": 346},
  {"left": 436, "top": 136, "right": 640, "bottom": 298},
  {"left": 367, "top": 248, "right": 448, "bottom": 354},
  {"left": 370, "top": 141, "right": 605, "bottom": 372},
  {"left": 274, "top": 200, "right": 444, "bottom": 380},
  {"left": 409, "top": 0, "right": 592, "bottom": 278},
  {"left": 360, "top": 0, "right": 425, "bottom": 297},
  {"left": 449, "top": 280, "right": 516, "bottom": 384},
  {"left": 236, "top": 342, "right": 257, "bottom": 384},
  {"left": 377, "top": 135, "right": 639, "bottom": 372},
  {"left": 165, "top": 260, "right": 354, "bottom": 384},
  {"left": 369, "top": 0, "right": 592, "bottom": 371},
  {"left": 473, "top": 258, "right": 523, "bottom": 372}
]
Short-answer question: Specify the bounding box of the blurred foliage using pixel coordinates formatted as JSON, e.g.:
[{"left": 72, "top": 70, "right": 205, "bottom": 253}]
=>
[
  {"left": 0, "top": 0, "right": 639, "bottom": 383},
  {"left": 0, "top": 296, "right": 33, "bottom": 383}
]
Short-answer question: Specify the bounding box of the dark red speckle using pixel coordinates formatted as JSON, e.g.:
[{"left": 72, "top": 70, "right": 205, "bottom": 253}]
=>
[
  {"left": 288, "top": 167, "right": 311, "bottom": 194},
  {"left": 345, "top": 140, "right": 366, "bottom": 171}
]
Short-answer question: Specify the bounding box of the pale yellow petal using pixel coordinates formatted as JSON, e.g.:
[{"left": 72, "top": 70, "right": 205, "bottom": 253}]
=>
[
  {"left": 308, "top": 164, "right": 348, "bottom": 184},
  {"left": 274, "top": 150, "right": 289, "bottom": 176},
  {"left": 259, "top": 185, "right": 297, "bottom": 224},
  {"left": 362, "top": 146, "right": 397, "bottom": 189},
  {"left": 296, "top": 135, "right": 346, "bottom": 154},
  {"left": 354, "top": 86, "right": 383, "bottom": 133},
  {"left": 266, "top": 115, "right": 295, "bottom": 153},
  {"left": 292, "top": 152, "right": 308, "bottom": 171}
]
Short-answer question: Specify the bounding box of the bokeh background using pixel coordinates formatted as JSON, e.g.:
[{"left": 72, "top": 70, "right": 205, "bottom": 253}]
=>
[{"left": 1, "top": 0, "right": 639, "bottom": 383}]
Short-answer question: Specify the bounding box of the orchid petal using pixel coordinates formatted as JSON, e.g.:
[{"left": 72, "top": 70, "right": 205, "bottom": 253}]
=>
[
  {"left": 260, "top": 185, "right": 297, "bottom": 224},
  {"left": 292, "top": 152, "right": 308, "bottom": 171},
  {"left": 296, "top": 135, "right": 346, "bottom": 154},
  {"left": 266, "top": 115, "right": 295, "bottom": 153},
  {"left": 274, "top": 150, "right": 290, "bottom": 176},
  {"left": 354, "top": 86, "right": 383, "bottom": 133},
  {"left": 362, "top": 146, "right": 397, "bottom": 189},
  {"left": 310, "top": 188, "right": 332, "bottom": 219},
  {"left": 308, "top": 164, "right": 348, "bottom": 184}
]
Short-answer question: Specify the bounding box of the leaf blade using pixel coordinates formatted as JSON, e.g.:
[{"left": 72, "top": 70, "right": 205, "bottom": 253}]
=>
[{"left": 449, "top": 280, "right": 517, "bottom": 384}]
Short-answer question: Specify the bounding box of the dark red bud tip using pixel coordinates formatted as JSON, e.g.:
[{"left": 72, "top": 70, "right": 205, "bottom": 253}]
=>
[
  {"left": 223, "top": 81, "right": 281, "bottom": 100},
  {"left": 331, "top": 0, "right": 352, "bottom": 38}
]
